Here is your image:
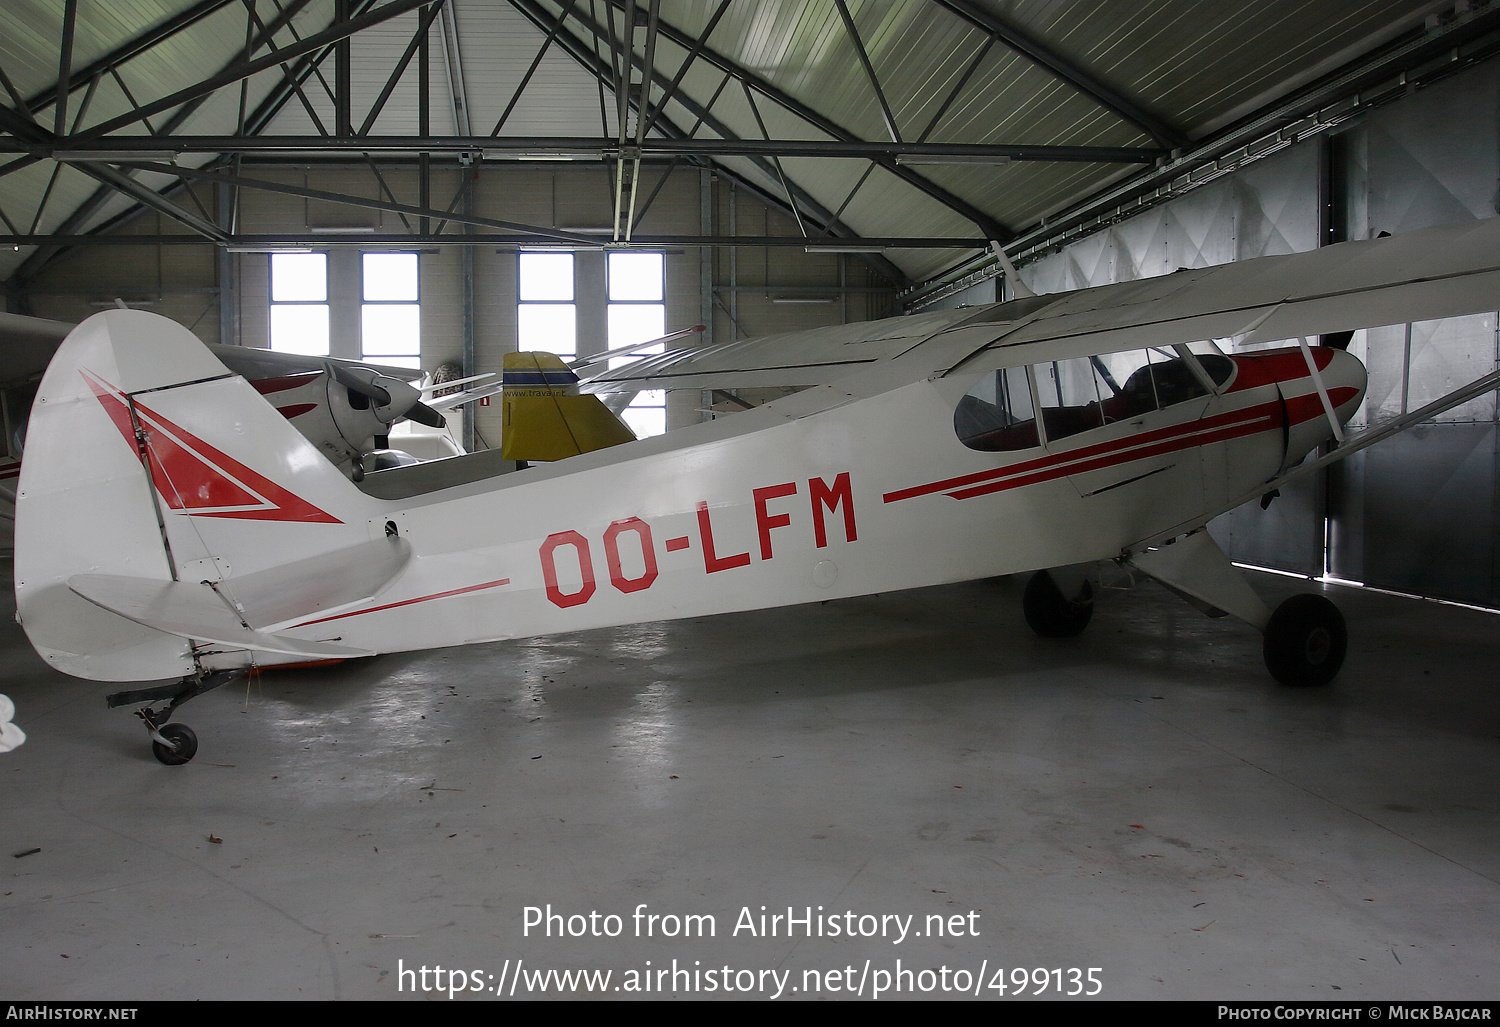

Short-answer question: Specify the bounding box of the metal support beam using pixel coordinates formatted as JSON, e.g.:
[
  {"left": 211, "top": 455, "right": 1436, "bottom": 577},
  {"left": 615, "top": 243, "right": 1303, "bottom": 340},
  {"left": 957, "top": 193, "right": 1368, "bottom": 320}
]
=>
[
  {"left": 639, "top": 0, "right": 731, "bottom": 138},
  {"left": 68, "top": 0, "right": 435, "bottom": 143},
  {"left": 20, "top": 0, "right": 241, "bottom": 117},
  {"left": 504, "top": 0, "right": 910, "bottom": 284},
  {"left": 67, "top": 162, "right": 230, "bottom": 242},
  {"left": 930, "top": 0, "right": 1191, "bottom": 150},
  {"left": 111, "top": 160, "right": 605, "bottom": 244},
  {"left": 336, "top": 0, "right": 353, "bottom": 137},
  {"left": 0, "top": 233, "right": 987, "bottom": 248},
  {"left": 3, "top": 0, "right": 341, "bottom": 288},
  {"left": 23, "top": 135, "right": 1160, "bottom": 163},
  {"left": 53, "top": 0, "right": 79, "bottom": 138},
  {"left": 490, "top": 0, "right": 582, "bottom": 136},
  {"left": 588, "top": 0, "right": 1012, "bottom": 241},
  {"left": 834, "top": 0, "right": 901, "bottom": 143},
  {"left": 438, "top": 0, "right": 472, "bottom": 136},
  {"left": 360, "top": 1, "right": 446, "bottom": 134},
  {"left": 915, "top": 4, "right": 1500, "bottom": 308}
]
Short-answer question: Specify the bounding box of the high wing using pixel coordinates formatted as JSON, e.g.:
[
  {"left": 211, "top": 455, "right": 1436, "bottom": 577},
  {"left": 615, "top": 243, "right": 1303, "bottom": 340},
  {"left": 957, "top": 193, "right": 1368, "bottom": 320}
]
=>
[
  {"left": 0, "top": 310, "right": 420, "bottom": 387},
  {"left": 578, "top": 306, "right": 991, "bottom": 392},
  {"left": 581, "top": 217, "right": 1500, "bottom": 392}
]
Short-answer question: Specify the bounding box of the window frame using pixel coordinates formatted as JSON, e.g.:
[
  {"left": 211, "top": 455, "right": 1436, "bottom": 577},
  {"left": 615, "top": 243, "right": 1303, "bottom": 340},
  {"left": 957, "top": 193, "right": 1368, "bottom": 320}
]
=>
[
  {"left": 517, "top": 250, "right": 578, "bottom": 359},
  {"left": 360, "top": 251, "right": 422, "bottom": 369},
  {"left": 606, "top": 251, "right": 667, "bottom": 438},
  {"left": 269, "top": 251, "right": 331, "bottom": 357}
]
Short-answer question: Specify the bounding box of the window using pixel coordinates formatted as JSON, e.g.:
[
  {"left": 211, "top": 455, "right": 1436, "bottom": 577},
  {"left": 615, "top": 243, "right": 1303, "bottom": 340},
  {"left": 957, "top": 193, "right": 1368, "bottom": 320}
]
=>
[
  {"left": 955, "top": 348, "right": 1237, "bottom": 452},
  {"left": 608, "top": 251, "right": 666, "bottom": 438},
  {"left": 270, "top": 252, "right": 329, "bottom": 355},
  {"left": 954, "top": 367, "right": 1038, "bottom": 451},
  {"left": 362, "top": 252, "right": 421, "bottom": 369},
  {"left": 518, "top": 251, "right": 576, "bottom": 358}
]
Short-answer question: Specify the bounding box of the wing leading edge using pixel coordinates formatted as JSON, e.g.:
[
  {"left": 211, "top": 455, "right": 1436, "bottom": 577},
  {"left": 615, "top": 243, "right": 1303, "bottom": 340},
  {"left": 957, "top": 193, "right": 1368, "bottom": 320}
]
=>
[{"left": 580, "top": 218, "right": 1500, "bottom": 393}]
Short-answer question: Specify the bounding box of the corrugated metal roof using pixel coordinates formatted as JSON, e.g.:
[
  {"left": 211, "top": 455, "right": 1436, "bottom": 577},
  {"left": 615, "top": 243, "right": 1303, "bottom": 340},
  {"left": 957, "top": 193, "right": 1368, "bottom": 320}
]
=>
[{"left": 0, "top": 0, "right": 1473, "bottom": 287}]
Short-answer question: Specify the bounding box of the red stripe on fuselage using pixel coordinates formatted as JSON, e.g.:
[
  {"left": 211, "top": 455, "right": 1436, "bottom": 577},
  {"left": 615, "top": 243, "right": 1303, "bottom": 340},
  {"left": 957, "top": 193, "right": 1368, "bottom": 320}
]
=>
[
  {"left": 289, "top": 577, "right": 512, "bottom": 628},
  {"left": 887, "top": 385, "right": 1356, "bottom": 506},
  {"left": 1226, "top": 349, "right": 1333, "bottom": 392}
]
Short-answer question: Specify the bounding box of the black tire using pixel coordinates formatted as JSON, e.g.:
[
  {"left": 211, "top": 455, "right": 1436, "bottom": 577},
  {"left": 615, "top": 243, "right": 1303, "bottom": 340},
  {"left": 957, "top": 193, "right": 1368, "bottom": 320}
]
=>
[
  {"left": 1023, "top": 570, "right": 1094, "bottom": 638},
  {"left": 1263, "top": 594, "right": 1346, "bottom": 687},
  {"left": 152, "top": 723, "right": 198, "bottom": 766}
]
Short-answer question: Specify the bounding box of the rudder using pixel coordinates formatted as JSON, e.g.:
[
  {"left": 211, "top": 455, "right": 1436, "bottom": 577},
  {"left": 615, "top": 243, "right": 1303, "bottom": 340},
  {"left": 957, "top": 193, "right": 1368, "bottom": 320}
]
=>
[{"left": 15, "top": 310, "right": 377, "bottom": 681}]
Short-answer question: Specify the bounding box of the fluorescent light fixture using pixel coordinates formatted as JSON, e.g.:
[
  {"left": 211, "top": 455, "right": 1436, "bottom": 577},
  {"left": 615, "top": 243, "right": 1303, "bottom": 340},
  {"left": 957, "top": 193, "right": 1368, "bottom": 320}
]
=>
[
  {"left": 225, "top": 246, "right": 313, "bottom": 254},
  {"left": 54, "top": 151, "right": 177, "bottom": 162},
  {"left": 893, "top": 154, "right": 1011, "bottom": 165},
  {"left": 486, "top": 151, "right": 601, "bottom": 161},
  {"left": 805, "top": 245, "right": 884, "bottom": 254},
  {"left": 309, "top": 226, "right": 376, "bottom": 235},
  {"left": 770, "top": 296, "right": 835, "bottom": 304}
]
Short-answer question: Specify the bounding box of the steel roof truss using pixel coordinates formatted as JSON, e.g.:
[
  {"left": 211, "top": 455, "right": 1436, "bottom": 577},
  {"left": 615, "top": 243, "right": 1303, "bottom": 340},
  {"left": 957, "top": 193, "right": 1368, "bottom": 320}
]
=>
[
  {"left": 833, "top": 0, "right": 901, "bottom": 144},
  {"left": 588, "top": 0, "right": 1009, "bottom": 240},
  {"left": 53, "top": 0, "right": 79, "bottom": 139},
  {"left": 489, "top": 0, "right": 583, "bottom": 137},
  {"left": 639, "top": 0, "right": 731, "bottom": 139},
  {"left": 72, "top": 0, "right": 434, "bottom": 144},
  {"left": 930, "top": 0, "right": 1191, "bottom": 151}
]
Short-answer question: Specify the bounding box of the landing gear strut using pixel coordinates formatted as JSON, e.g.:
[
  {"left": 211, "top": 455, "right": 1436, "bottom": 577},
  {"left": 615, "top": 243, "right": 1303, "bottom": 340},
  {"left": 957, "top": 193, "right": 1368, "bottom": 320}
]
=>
[
  {"left": 107, "top": 670, "right": 241, "bottom": 765},
  {"left": 1023, "top": 570, "right": 1094, "bottom": 638},
  {"left": 1262, "top": 594, "right": 1346, "bottom": 687}
]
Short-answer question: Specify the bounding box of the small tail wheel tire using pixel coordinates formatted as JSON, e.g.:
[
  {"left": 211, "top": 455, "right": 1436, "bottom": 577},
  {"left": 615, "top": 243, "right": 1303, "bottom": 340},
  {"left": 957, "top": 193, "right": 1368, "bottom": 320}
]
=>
[
  {"left": 152, "top": 723, "right": 198, "bottom": 766},
  {"left": 1023, "top": 570, "right": 1094, "bottom": 638},
  {"left": 1263, "top": 594, "right": 1346, "bottom": 687}
]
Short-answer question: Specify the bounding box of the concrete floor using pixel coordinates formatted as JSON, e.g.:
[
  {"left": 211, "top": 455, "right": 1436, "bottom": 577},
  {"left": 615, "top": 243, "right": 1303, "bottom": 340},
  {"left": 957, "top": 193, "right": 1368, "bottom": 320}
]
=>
[{"left": 0, "top": 561, "right": 1496, "bottom": 1001}]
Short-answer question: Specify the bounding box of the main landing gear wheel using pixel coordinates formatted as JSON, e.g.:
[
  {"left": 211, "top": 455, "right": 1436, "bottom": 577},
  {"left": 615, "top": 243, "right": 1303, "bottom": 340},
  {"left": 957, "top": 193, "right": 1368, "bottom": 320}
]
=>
[
  {"left": 150, "top": 723, "right": 198, "bottom": 766},
  {"left": 1023, "top": 570, "right": 1094, "bottom": 638},
  {"left": 1262, "top": 594, "right": 1347, "bottom": 687}
]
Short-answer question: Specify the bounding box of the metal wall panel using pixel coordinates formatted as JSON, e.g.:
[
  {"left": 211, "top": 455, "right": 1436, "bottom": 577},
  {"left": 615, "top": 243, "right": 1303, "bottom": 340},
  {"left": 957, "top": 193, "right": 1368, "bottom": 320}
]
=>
[
  {"left": 1335, "top": 424, "right": 1498, "bottom": 605},
  {"left": 1015, "top": 60, "right": 1500, "bottom": 606},
  {"left": 1328, "top": 63, "right": 1500, "bottom": 604}
]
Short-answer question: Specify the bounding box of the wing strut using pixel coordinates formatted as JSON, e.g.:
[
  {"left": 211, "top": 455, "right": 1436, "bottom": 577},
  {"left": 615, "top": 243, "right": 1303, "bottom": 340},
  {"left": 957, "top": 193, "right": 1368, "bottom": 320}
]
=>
[{"left": 1297, "top": 336, "right": 1345, "bottom": 444}]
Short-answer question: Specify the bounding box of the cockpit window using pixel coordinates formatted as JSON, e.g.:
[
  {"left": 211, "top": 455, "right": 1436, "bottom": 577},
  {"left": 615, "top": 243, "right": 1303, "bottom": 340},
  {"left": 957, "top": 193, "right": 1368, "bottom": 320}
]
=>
[
  {"left": 954, "top": 367, "right": 1038, "bottom": 451},
  {"left": 955, "top": 348, "right": 1233, "bottom": 452}
]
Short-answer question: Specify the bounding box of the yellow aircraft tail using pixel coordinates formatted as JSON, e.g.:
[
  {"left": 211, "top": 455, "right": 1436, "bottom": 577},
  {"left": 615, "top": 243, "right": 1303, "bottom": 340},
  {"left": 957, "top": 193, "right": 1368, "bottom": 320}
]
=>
[{"left": 500, "top": 351, "right": 636, "bottom": 462}]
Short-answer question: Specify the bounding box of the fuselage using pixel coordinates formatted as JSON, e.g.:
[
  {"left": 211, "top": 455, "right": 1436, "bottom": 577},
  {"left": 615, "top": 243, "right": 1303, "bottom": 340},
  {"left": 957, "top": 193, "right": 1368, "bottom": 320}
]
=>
[{"left": 199, "top": 343, "right": 1364, "bottom": 673}]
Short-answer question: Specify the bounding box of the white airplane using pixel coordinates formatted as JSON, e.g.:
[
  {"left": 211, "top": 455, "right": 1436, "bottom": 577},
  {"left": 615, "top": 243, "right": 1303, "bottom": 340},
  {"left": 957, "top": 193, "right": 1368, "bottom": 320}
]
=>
[{"left": 12, "top": 218, "right": 1500, "bottom": 764}]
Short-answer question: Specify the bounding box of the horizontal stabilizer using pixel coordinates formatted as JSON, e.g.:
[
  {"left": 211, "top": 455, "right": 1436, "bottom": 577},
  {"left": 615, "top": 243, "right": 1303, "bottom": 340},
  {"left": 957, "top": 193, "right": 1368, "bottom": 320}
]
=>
[
  {"left": 67, "top": 535, "right": 410, "bottom": 657},
  {"left": 68, "top": 576, "right": 375, "bottom": 659}
]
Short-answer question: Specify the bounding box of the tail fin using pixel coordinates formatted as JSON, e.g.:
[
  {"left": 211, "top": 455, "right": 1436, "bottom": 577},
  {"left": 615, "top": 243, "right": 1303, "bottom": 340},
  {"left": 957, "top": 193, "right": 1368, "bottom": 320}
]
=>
[
  {"left": 500, "top": 351, "right": 636, "bottom": 462},
  {"left": 15, "top": 310, "right": 380, "bottom": 681}
]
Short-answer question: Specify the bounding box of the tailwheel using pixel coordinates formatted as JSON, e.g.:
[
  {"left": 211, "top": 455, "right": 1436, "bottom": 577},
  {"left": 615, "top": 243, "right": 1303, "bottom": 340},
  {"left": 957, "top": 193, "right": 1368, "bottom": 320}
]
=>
[
  {"left": 1263, "top": 594, "right": 1346, "bottom": 687},
  {"left": 1023, "top": 570, "right": 1094, "bottom": 638},
  {"left": 111, "top": 670, "right": 239, "bottom": 765},
  {"left": 150, "top": 722, "right": 198, "bottom": 766}
]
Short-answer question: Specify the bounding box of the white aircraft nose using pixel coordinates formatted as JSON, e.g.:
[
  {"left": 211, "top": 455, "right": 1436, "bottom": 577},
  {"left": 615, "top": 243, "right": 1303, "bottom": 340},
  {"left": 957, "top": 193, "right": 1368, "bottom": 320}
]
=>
[{"left": 1323, "top": 347, "right": 1368, "bottom": 423}]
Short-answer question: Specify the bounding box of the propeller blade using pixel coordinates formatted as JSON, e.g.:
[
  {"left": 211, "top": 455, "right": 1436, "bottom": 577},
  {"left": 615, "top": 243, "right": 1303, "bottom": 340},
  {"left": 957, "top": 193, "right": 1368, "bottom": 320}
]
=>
[
  {"left": 405, "top": 401, "right": 448, "bottom": 429},
  {"left": 325, "top": 361, "right": 391, "bottom": 407}
]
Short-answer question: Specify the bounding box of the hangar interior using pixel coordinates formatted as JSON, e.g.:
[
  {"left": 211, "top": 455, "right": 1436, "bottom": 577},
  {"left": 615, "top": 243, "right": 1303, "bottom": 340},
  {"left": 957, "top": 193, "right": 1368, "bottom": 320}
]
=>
[{"left": 0, "top": 0, "right": 1497, "bottom": 1000}]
